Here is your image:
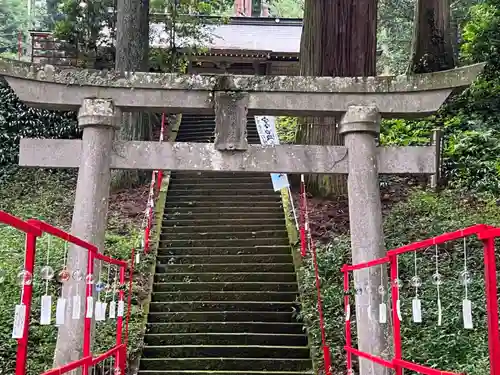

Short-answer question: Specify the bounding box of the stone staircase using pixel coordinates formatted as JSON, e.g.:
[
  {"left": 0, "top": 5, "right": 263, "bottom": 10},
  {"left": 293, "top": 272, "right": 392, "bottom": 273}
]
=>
[{"left": 139, "top": 114, "right": 313, "bottom": 375}]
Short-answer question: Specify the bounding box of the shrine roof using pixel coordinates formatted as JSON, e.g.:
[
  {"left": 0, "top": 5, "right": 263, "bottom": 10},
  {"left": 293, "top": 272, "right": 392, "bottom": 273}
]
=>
[{"left": 148, "top": 16, "right": 303, "bottom": 55}]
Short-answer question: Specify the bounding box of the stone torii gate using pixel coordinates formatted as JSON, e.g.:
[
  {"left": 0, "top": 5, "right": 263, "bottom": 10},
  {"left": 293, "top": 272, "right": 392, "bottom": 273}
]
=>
[{"left": 0, "top": 57, "right": 483, "bottom": 375}]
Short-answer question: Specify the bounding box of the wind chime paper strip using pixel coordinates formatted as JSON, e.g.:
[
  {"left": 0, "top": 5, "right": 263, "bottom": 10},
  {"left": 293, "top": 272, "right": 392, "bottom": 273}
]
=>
[
  {"left": 463, "top": 299, "right": 473, "bottom": 329},
  {"left": 117, "top": 300, "right": 125, "bottom": 317},
  {"left": 437, "top": 298, "right": 442, "bottom": 326},
  {"left": 94, "top": 301, "right": 103, "bottom": 321},
  {"left": 255, "top": 115, "right": 290, "bottom": 191},
  {"left": 55, "top": 298, "right": 66, "bottom": 326},
  {"left": 379, "top": 303, "right": 387, "bottom": 324},
  {"left": 85, "top": 296, "right": 94, "bottom": 318},
  {"left": 109, "top": 301, "right": 116, "bottom": 319},
  {"left": 345, "top": 304, "right": 350, "bottom": 322},
  {"left": 40, "top": 295, "right": 52, "bottom": 325},
  {"left": 72, "top": 295, "right": 81, "bottom": 320},
  {"left": 396, "top": 300, "right": 403, "bottom": 321},
  {"left": 12, "top": 304, "right": 26, "bottom": 339},
  {"left": 412, "top": 298, "right": 422, "bottom": 323}
]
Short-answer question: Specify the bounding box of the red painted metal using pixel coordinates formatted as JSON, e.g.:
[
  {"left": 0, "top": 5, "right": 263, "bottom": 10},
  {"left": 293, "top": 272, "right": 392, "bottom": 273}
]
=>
[
  {"left": 82, "top": 250, "right": 94, "bottom": 375},
  {"left": 482, "top": 236, "right": 500, "bottom": 375},
  {"left": 342, "top": 224, "right": 500, "bottom": 375},
  {"left": 125, "top": 248, "right": 135, "bottom": 348},
  {"left": 116, "top": 266, "right": 125, "bottom": 371},
  {"left": 343, "top": 270, "right": 352, "bottom": 372},
  {"left": 0, "top": 212, "right": 42, "bottom": 375},
  {"left": 299, "top": 177, "right": 306, "bottom": 257},
  {"left": 40, "top": 356, "right": 91, "bottom": 375},
  {"left": 16, "top": 232, "right": 38, "bottom": 375}
]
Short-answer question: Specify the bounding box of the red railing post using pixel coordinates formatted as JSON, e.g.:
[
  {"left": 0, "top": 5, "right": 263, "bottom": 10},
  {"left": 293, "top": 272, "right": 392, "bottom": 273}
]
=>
[
  {"left": 15, "top": 232, "right": 37, "bottom": 375},
  {"left": 83, "top": 251, "right": 95, "bottom": 375},
  {"left": 482, "top": 236, "right": 500, "bottom": 375},
  {"left": 389, "top": 254, "right": 403, "bottom": 375},
  {"left": 116, "top": 266, "right": 126, "bottom": 371},
  {"left": 299, "top": 175, "right": 306, "bottom": 257},
  {"left": 343, "top": 268, "right": 352, "bottom": 372}
]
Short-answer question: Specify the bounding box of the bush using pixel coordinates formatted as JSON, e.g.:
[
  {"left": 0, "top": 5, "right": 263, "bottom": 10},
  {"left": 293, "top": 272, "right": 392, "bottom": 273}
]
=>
[
  {"left": 299, "top": 189, "right": 500, "bottom": 375},
  {"left": 0, "top": 79, "right": 79, "bottom": 176}
]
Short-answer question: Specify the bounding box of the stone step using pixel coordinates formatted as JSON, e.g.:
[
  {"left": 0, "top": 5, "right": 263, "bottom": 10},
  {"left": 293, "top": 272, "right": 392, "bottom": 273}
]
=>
[
  {"left": 141, "top": 345, "right": 310, "bottom": 359},
  {"left": 168, "top": 183, "right": 273, "bottom": 190},
  {"left": 162, "top": 218, "right": 286, "bottom": 227},
  {"left": 154, "top": 272, "right": 297, "bottom": 283},
  {"left": 160, "top": 238, "right": 290, "bottom": 248},
  {"left": 147, "top": 311, "right": 295, "bottom": 323},
  {"left": 146, "top": 322, "right": 304, "bottom": 334},
  {"left": 162, "top": 224, "right": 286, "bottom": 234},
  {"left": 152, "top": 282, "right": 298, "bottom": 293},
  {"left": 149, "top": 301, "right": 297, "bottom": 313},
  {"left": 166, "top": 195, "right": 282, "bottom": 203},
  {"left": 160, "top": 231, "right": 288, "bottom": 241},
  {"left": 167, "top": 202, "right": 283, "bottom": 210},
  {"left": 139, "top": 357, "right": 311, "bottom": 372},
  {"left": 156, "top": 254, "right": 293, "bottom": 264},
  {"left": 156, "top": 246, "right": 292, "bottom": 256},
  {"left": 171, "top": 172, "right": 271, "bottom": 179},
  {"left": 171, "top": 177, "right": 274, "bottom": 184},
  {"left": 165, "top": 208, "right": 284, "bottom": 216},
  {"left": 151, "top": 291, "right": 297, "bottom": 302},
  {"left": 168, "top": 189, "right": 277, "bottom": 196},
  {"left": 138, "top": 371, "right": 313, "bottom": 375},
  {"left": 155, "top": 263, "right": 295, "bottom": 274},
  {"left": 143, "top": 333, "right": 307, "bottom": 347}
]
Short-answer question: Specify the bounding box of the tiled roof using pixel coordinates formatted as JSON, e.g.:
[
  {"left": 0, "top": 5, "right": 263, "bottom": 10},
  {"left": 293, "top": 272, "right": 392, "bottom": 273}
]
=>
[{"left": 150, "top": 16, "right": 302, "bottom": 54}]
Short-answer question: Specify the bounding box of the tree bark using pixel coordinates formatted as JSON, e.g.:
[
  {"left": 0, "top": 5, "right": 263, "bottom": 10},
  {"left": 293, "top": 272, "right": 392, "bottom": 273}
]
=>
[
  {"left": 112, "top": 0, "right": 150, "bottom": 189},
  {"left": 409, "top": 0, "right": 455, "bottom": 73},
  {"left": 297, "top": 0, "right": 378, "bottom": 197}
]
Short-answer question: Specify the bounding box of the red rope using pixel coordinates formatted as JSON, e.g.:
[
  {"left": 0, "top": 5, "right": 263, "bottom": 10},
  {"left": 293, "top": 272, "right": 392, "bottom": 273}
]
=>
[{"left": 301, "top": 177, "right": 331, "bottom": 375}]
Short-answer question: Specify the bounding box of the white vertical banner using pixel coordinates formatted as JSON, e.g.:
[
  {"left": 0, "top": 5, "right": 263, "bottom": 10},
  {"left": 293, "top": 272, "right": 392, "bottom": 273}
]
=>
[{"left": 254, "top": 116, "right": 290, "bottom": 191}]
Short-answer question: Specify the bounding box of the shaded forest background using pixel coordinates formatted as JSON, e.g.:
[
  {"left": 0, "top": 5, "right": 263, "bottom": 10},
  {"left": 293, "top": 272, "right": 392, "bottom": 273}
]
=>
[{"left": 2, "top": 0, "right": 500, "bottom": 374}]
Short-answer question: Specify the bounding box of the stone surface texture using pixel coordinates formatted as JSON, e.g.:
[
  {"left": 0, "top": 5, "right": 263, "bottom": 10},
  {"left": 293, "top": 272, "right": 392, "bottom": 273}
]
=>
[
  {"left": 341, "top": 105, "right": 388, "bottom": 375},
  {"left": 19, "top": 138, "right": 437, "bottom": 174},
  {"left": 214, "top": 92, "right": 249, "bottom": 151},
  {"left": 53, "top": 98, "right": 118, "bottom": 369}
]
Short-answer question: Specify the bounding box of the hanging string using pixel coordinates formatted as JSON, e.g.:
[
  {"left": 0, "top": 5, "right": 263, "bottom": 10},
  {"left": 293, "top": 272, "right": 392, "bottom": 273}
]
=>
[
  {"left": 45, "top": 235, "right": 51, "bottom": 295},
  {"left": 463, "top": 237, "right": 468, "bottom": 300}
]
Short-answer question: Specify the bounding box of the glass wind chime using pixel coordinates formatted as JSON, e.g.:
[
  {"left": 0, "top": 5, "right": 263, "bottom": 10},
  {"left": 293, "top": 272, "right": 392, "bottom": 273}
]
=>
[
  {"left": 11, "top": 236, "right": 125, "bottom": 337},
  {"left": 384, "top": 241, "right": 474, "bottom": 328}
]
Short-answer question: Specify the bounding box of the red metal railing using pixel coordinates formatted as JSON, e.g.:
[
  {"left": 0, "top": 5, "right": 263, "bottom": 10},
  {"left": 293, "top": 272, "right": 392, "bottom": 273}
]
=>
[
  {"left": 342, "top": 224, "right": 499, "bottom": 375},
  {"left": 0, "top": 210, "right": 132, "bottom": 375},
  {"left": 298, "top": 175, "right": 331, "bottom": 375},
  {"left": 143, "top": 113, "right": 167, "bottom": 253}
]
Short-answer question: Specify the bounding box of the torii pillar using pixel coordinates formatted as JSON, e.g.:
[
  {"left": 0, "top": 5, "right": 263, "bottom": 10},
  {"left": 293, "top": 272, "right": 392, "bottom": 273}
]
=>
[{"left": 0, "top": 57, "right": 484, "bottom": 375}]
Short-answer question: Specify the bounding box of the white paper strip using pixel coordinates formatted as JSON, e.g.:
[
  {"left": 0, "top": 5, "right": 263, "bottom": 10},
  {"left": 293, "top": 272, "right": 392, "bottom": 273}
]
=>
[
  {"left": 109, "top": 301, "right": 116, "bottom": 319},
  {"left": 12, "top": 304, "right": 26, "bottom": 339},
  {"left": 94, "top": 301, "right": 103, "bottom": 321},
  {"left": 40, "top": 295, "right": 52, "bottom": 325},
  {"left": 72, "top": 295, "right": 81, "bottom": 320},
  {"left": 379, "top": 303, "right": 387, "bottom": 324},
  {"left": 135, "top": 252, "right": 140, "bottom": 264},
  {"left": 437, "top": 298, "right": 442, "bottom": 326},
  {"left": 463, "top": 299, "right": 473, "bottom": 329},
  {"left": 345, "top": 304, "right": 350, "bottom": 322},
  {"left": 101, "top": 302, "right": 108, "bottom": 321},
  {"left": 396, "top": 299, "right": 403, "bottom": 321},
  {"left": 85, "top": 296, "right": 94, "bottom": 318},
  {"left": 117, "top": 300, "right": 125, "bottom": 317},
  {"left": 55, "top": 298, "right": 66, "bottom": 326},
  {"left": 412, "top": 298, "right": 422, "bottom": 323}
]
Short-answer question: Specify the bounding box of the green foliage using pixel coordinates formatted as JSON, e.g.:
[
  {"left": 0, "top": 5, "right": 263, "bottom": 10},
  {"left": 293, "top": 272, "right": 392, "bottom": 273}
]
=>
[
  {"left": 0, "top": 79, "right": 79, "bottom": 176},
  {"left": 299, "top": 189, "right": 500, "bottom": 375},
  {"left": 276, "top": 116, "right": 298, "bottom": 144},
  {"left": 0, "top": 169, "right": 148, "bottom": 373},
  {"left": 268, "top": 0, "right": 304, "bottom": 18},
  {"left": 0, "top": 0, "right": 27, "bottom": 53}
]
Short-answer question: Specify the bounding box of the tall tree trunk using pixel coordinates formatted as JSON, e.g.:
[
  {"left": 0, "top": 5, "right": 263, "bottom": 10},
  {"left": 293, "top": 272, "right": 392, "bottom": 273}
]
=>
[
  {"left": 297, "top": 0, "right": 378, "bottom": 197},
  {"left": 409, "top": 0, "right": 455, "bottom": 73},
  {"left": 112, "top": 0, "right": 150, "bottom": 189}
]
